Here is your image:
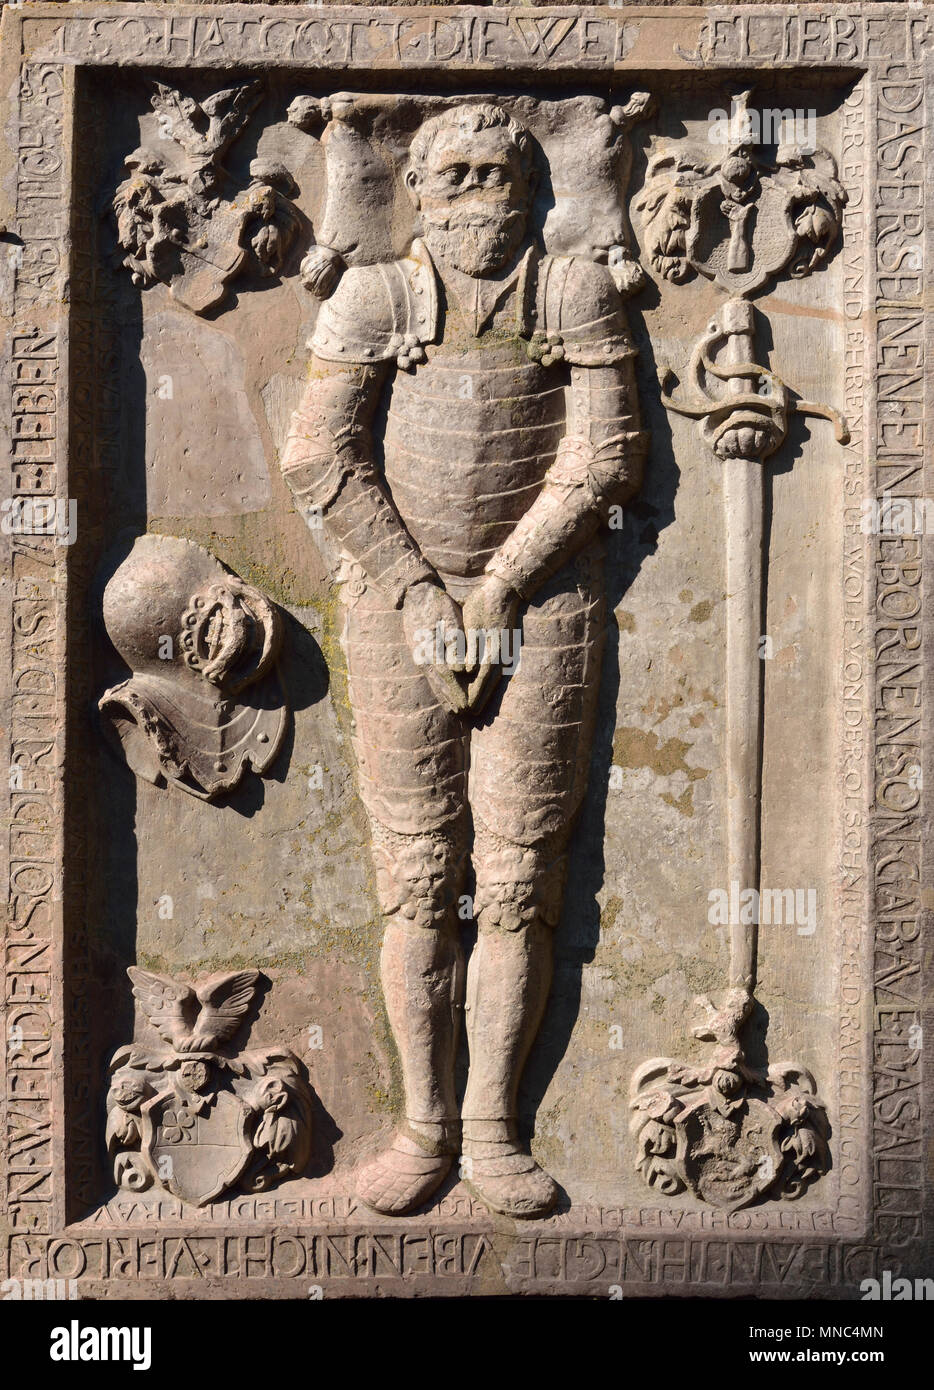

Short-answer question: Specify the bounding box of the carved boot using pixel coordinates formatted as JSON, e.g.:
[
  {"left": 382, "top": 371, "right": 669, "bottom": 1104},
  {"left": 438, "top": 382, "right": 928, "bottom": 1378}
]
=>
[
  {"left": 461, "top": 921, "right": 558, "bottom": 1218},
  {"left": 356, "top": 916, "right": 463, "bottom": 1215}
]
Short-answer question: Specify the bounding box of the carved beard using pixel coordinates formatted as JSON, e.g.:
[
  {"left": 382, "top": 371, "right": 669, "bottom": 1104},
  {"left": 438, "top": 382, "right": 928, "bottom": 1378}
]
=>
[{"left": 422, "top": 204, "right": 527, "bottom": 277}]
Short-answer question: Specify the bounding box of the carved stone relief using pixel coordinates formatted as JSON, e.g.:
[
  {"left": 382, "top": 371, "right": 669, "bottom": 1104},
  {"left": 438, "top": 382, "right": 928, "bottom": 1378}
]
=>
[
  {"left": 107, "top": 968, "right": 313, "bottom": 1205},
  {"left": 628, "top": 87, "right": 847, "bottom": 1209},
  {"left": 277, "top": 93, "right": 650, "bottom": 1220},
  {"left": 99, "top": 534, "right": 289, "bottom": 800},
  {"left": 114, "top": 80, "right": 300, "bottom": 312},
  {"left": 0, "top": 0, "right": 930, "bottom": 1311}
]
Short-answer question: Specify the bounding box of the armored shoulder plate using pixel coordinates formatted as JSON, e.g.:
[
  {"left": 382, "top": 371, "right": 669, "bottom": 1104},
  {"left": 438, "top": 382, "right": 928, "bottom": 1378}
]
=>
[
  {"left": 533, "top": 253, "right": 635, "bottom": 367},
  {"left": 309, "top": 243, "right": 438, "bottom": 370}
]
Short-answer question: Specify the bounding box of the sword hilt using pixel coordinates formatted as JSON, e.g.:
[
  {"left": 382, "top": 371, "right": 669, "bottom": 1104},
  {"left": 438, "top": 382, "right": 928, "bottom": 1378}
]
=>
[{"left": 659, "top": 296, "right": 849, "bottom": 461}]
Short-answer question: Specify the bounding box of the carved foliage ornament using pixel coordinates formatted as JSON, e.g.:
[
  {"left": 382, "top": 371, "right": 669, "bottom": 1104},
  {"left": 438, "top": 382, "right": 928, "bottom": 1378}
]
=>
[
  {"left": 114, "top": 81, "right": 300, "bottom": 313},
  {"left": 99, "top": 535, "right": 289, "bottom": 800},
  {"left": 107, "top": 968, "right": 313, "bottom": 1207}
]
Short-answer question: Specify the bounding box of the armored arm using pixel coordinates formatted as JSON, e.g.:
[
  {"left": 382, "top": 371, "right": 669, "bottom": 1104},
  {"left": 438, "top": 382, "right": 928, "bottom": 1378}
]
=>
[
  {"left": 485, "top": 359, "right": 647, "bottom": 601},
  {"left": 281, "top": 357, "right": 437, "bottom": 608}
]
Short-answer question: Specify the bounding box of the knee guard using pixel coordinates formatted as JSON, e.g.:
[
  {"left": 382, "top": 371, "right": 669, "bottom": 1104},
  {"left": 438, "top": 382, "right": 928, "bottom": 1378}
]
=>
[
  {"left": 370, "top": 821, "right": 468, "bottom": 927},
  {"left": 472, "top": 818, "right": 569, "bottom": 933}
]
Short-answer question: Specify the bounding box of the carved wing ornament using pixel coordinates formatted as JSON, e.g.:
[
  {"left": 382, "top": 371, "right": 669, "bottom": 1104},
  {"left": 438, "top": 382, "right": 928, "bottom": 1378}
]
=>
[{"left": 127, "top": 967, "right": 260, "bottom": 1052}]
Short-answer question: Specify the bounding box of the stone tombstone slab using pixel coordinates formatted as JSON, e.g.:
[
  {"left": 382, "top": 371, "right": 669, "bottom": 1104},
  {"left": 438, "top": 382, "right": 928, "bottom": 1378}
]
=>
[{"left": 0, "top": 1, "right": 930, "bottom": 1300}]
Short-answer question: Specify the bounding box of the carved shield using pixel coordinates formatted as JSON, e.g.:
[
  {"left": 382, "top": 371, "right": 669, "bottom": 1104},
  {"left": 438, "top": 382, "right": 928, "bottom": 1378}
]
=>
[
  {"left": 171, "top": 203, "right": 249, "bottom": 313},
  {"left": 675, "top": 1095, "right": 786, "bottom": 1211},
  {"left": 142, "top": 1087, "right": 252, "bottom": 1207},
  {"left": 686, "top": 180, "right": 798, "bottom": 296}
]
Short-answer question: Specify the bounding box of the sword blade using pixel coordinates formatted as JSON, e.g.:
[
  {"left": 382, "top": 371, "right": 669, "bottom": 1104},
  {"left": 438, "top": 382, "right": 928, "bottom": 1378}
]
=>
[{"left": 723, "top": 455, "right": 763, "bottom": 995}]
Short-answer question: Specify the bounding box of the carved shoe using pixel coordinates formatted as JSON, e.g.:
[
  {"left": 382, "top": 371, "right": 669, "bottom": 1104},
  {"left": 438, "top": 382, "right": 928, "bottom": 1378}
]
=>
[
  {"left": 463, "top": 1146, "right": 558, "bottom": 1219},
  {"left": 356, "top": 1133, "right": 454, "bottom": 1216}
]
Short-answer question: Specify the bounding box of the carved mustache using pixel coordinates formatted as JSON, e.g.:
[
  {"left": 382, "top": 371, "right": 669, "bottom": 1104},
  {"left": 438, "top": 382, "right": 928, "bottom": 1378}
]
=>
[{"left": 424, "top": 204, "right": 524, "bottom": 234}]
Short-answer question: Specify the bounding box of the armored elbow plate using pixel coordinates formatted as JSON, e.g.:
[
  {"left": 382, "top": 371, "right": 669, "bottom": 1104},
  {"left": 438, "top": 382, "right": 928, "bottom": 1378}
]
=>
[{"left": 98, "top": 534, "right": 289, "bottom": 801}]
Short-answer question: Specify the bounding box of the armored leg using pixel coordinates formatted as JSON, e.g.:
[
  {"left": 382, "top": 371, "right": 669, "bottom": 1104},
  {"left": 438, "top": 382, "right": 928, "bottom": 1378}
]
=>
[
  {"left": 462, "top": 545, "right": 606, "bottom": 1217},
  {"left": 342, "top": 584, "right": 469, "bottom": 1214},
  {"left": 371, "top": 823, "right": 467, "bottom": 1142},
  {"left": 462, "top": 823, "right": 567, "bottom": 1217}
]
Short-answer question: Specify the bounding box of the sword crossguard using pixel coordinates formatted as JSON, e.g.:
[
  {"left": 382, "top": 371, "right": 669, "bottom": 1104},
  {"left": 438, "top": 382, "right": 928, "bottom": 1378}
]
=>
[{"left": 659, "top": 298, "right": 849, "bottom": 462}]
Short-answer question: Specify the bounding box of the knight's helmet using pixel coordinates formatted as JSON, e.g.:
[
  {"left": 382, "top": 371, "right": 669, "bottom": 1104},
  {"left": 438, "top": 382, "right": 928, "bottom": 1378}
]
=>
[{"left": 99, "top": 534, "right": 287, "bottom": 800}]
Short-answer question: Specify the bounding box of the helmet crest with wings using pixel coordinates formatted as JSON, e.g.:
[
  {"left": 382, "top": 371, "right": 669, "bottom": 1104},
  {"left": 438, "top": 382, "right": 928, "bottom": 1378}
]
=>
[{"left": 128, "top": 967, "right": 260, "bottom": 1055}]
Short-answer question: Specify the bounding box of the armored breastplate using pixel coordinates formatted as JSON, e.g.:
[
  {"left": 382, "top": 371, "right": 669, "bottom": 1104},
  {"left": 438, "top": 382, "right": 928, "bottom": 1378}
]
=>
[
  {"left": 383, "top": 334, "right": 565, "bottom": 580},
  {"left": 309, "top": 240, "right": 635, "bottom": 583}
]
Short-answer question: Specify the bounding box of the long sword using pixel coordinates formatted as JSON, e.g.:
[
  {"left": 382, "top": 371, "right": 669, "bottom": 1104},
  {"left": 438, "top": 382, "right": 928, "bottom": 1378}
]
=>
[{"left": 629, "top": 293, "right": 848, "bottom": 1209}]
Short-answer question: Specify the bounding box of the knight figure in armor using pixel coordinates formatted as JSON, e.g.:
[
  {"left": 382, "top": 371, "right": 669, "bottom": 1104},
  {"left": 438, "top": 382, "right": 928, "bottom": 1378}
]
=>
[{"left": 281, "top": 102, "right": 647, "bottom": 1218}]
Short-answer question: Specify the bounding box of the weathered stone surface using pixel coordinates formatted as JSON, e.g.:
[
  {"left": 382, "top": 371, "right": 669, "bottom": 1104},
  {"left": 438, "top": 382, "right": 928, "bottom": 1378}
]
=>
[{"left": 0, "top": 2, "right": 930, "bottom": 1301}]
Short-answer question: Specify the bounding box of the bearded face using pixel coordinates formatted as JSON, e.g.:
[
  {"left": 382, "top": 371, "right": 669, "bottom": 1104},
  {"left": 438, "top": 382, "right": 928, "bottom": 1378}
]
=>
[
  {"left": 422, "top": 204, "right": 527, "bottom": 278},
  {"left": 406, "top": 125, "right": 531, "bottom": 278}
]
